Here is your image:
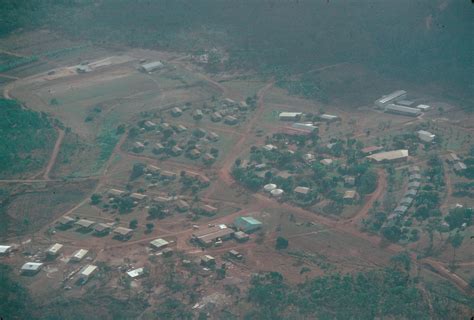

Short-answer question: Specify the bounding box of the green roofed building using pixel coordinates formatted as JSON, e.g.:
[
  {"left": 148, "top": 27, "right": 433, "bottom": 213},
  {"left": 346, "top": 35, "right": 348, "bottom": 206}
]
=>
[{"left": 234, "top": 216, "right": 262, "bottom": 233}]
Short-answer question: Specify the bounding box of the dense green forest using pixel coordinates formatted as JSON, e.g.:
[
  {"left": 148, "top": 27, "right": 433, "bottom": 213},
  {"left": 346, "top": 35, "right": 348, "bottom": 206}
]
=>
[
  {"left": 2, "top": 1, "right": 473, "bottom": 106},
  {"left": 244, "top": 259, "right": 474, "bottom": 319},
  {"left": 0, "top": 98, "right": 56, "bottom": 177}
]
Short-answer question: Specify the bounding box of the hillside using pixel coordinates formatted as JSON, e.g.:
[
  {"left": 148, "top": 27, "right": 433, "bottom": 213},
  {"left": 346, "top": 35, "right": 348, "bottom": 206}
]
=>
[{"left": 0, "top": 98, "right": 56, "bottom": 178}]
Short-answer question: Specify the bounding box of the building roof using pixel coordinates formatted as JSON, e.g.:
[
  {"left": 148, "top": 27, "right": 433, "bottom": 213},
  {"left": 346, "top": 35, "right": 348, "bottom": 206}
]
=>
[
  {"left": 320, "top": 158, "right": 333, "bottom": 166},
  {"left": 21, "top": 262, "right": 43, "bottom": 271},
  {"left": 75, "top": 219, "right": 95, "bottom": 228},
  {"left": 279, "top": 112, "right": 302, "bottom": 118},
  {"left": 47, "top": 243, "right": 63, "bottom": 255},
  {"left": 140, "top": 61, "right": 164, "bottom": 72},
  {"left": 454, "top": 162, "right": 467, "bottom": 171},
  {"left": 416, "top": 104, "right": 431, "bottom": 111},
  {"left": 400, "top": 197, "right": 413, "bottom": 206},
  {"left": 0, "top": 245, "right": 12, "bottom": 254},
  {"left": 80, "top": 264, "right": 98, "bottom": 277},
  {"left": 405, "top": 189, "right": 418, "bottom": 197},
  {"left": 417, "top": 130, "right": 435, "bottom": 142},
  {"left": 409, "top": 173, "right": 422, "bottom": 181},
  {"left": 113, "top": 227, "right": 133, "bottom": 236},
  {"left": 448, "top": 153, "right": 460, "bottom": 162},
  {"left": 150, "top": 238, "right": 169, "bottom": 249},
  {"left": 294, "top": 186, "right": 310, "bottom": 195},
  {"left": 57, "top": 216, "right": 75, "bottom": 225},
  {"left": 235, "top": 216, "right": 262, "bottom": 226},
  {"left": 71, "top": 249, "right": 89, "bottom": 261},
  {"left": 320, "top": 114, "right": 339, "bottom": 120},
  {"left": 94, "top": 223, "right": 112, "bottom": 233},
  {"left": 409, "top": 165, "right": 420, "bottom": 173},
  {"left": 385, "top": 104, "right": 421, "bottom": 116},
  {"left": 377, "top": 90, "right": 407, "bottom": 105},
  {"left": 108, "top": 188, "right": 125, "bottom": 197},
  {"left": 291, "top": 122, "right": 318, "bottom": 131},
  {"left": 361, "top": 146, "right": 383, "bottom": 154},
  {"left": 234, "top": 231, "right": 249, "bottom": 239},
  {"left": 408, "top": 181, "right": 421, "bottom": 189},
  {"left": 366, "top": 149, "right": 408, "bottom": 162},
  {"left": 130, "top": 193, "right": 147, "bottom": 200},
  {"left": 127, "top": 267, "right": 145, "bottom": 278},
  {"left": 343, "top": 190, "right": 357, "bottom": 199},
  {"left": 394, "top": 205, "right": 409, "bottom": 214}
]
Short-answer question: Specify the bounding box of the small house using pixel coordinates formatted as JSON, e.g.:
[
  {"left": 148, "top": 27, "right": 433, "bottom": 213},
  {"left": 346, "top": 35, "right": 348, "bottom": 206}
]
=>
[
  {"left": 454, "top": 162, "right": 467, "bottom": 172},
  {"left": 75, "top": 219, "right": 95, "bottom": 230},
  {"left": 160, "top": 170, "right": 177, "bottom": 180},
  {"left": 409, "top": 174, "right": 421, "bottom": 181},
  {"left": 46, "top": 243, "right": 63, "bottom": 257},
  {"left": 108, "top": 188, "right": 125, "bottom": 198},
  {"left": 150, "top": 238, "right": 169, "bottom": 250},
  {"left": 130, "top": 193, "right": 147, "bottom": 201},
  {"left": 0, "top": 245, "right": 12, "bottom": 256},
  {"left": 21, "top": 262, "right": 43, "bottom": 275},
  {"left": 171, "top": 107, "right": 182, "bottom": 117},
  {"left": 139, "top": 61, "right": 164, "bottom": 73},
  {"left": 224, "top": 115, "right": 238, "bottom": 125},
  {"left": 153, "top": 143, "right": 165, "bottom": 154},
  {"left": 94, "top": 223, "right": 112, "bottom": 235},
  {"left": 189, "top": 149, "right": 201, "bottom": 159},
  {"left": 320, "top": 158, "right": 333, "bottom": 166},
  {"left": 344, "top": 176, "right": 356, "bottom": 187},
  {"left": 176, "top": 200, "right": 190, "bottom": 212},
  {"left": 234, "top": 231, "right": 249, "bottom": 242},
  {"left": 193, "top": 109, "right": 203, "bottom": 120},
  {"left": 171, "top": 146, "right": 183, "bottom": 156},
  {"left": 405, "top": 189, "right": 418, "bottom": 198},
  {"left": 70, "top": 249, "right": 89, "bottom": 262},
  {"left": 229, "top": 250, "right": 243, "bottom": 260},
  {"left": 201, "top": 255, "right": 216, "bottom": 267},
  {"left": 144, "top": 120, "right": 157, "bottom": 129},
  {"left": 408, "top": 181, "right": 421, "bottom": 190},
  {"left": 208, "top": 132, "right": 219, "bottom": 142},
  {"left": 133, "top": 141, "right": 145, "bottom": 153},
  {"left": 78, "top": 265, "right": 98, "bottom": 284},
  {"left": 211, "top": 112, "right": 223, "bottom": 122},
  {"left": 198, "top": 204, "right": 218, "bottom": 216},
  {"left": 203, "top": 153, "right": 215, "bottom": 163},
  {"left": 127, "top": 267, "right": 145, "bottom": 279},
  {"left": 113, "top": 227, "right": 134, "bottom": 240},
  {"left": 57, "top": 216, "right": 76, "bottom": 228},
  {"left": 294, "top": 186, "right": 310, "bottom": 196},
  {"left": 417, "top": 130, "right": 435, "bottom": 143},
  {"left": 343, "top": 190, "right": 358, "bottom": 203}
]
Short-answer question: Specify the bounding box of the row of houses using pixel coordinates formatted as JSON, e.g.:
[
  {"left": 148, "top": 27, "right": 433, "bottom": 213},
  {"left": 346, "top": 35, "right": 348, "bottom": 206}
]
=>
[
  {"left": 57, "top": 216, "right": 135, "bottom": 240},
  {"left": 388, "top": 166, "right": 422, "bottom": 220}
]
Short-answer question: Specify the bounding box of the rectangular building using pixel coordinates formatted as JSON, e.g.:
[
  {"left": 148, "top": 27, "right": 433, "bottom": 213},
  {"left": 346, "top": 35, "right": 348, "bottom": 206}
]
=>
[
  {"left": 279, "top": 112, "right": 302, "bottom": 121},
  {"left": 234, "top": 216, "right": 263, "bottom": 233},
  {"left": 46, "top": 243, "right": 63, "bottom": 257},
  {"left": 384, "top": 104, "right": 421, "bottom": 117},
  {"left": 375, "top": 90, "right": 407, "bottom": 108},
  {"left": 70, "top": 249, "right": 89, "bottom": 262},
  {"left": 366, "top": 149, "right": 408, "bottom": 163},
  {"left": 192, "top": 225, "right": 234, "bottom": 247},
  {"left": 150, "top": 238, "right": 169, "bottom": 250}
]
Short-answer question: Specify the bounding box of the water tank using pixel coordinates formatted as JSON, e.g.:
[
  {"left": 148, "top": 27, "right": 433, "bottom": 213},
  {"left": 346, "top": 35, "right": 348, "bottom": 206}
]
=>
[
  {"left": 271, "top": 189, "right": 284, "bottom": 197},
  {"left": 263, "top": 184, "right": 277, "bottom": 192}
]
